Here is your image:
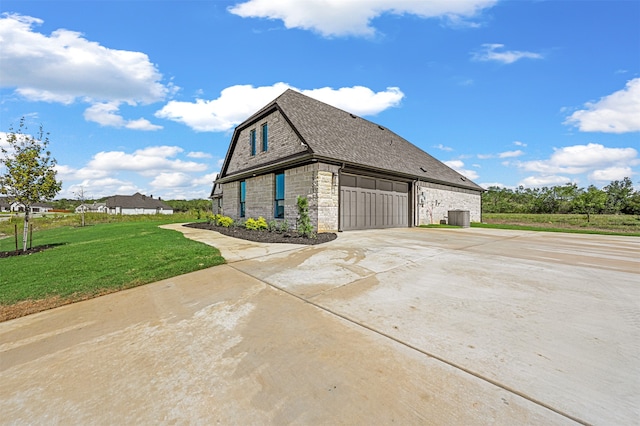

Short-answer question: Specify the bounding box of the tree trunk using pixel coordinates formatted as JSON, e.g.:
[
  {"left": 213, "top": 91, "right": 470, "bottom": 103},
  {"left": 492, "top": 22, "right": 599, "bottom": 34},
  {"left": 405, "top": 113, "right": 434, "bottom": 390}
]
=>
[{"left": 22, "top": 209, "right": 30, "bottom": 252}]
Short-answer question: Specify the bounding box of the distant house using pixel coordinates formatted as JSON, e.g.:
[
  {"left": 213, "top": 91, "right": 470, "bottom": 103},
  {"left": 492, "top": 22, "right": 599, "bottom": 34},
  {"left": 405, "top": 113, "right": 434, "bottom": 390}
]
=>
[
  {"left": 105, "top": 193, "right": 173, "bottom": 215},
  {"left": 0, "top": 197, "right": 53, "bottom": 213},
  {"left": 0, "top": 197, "right": 9, "bottom": 212},
  {"left": 75, "top": 202, "right": 107, "bottom": 214}
]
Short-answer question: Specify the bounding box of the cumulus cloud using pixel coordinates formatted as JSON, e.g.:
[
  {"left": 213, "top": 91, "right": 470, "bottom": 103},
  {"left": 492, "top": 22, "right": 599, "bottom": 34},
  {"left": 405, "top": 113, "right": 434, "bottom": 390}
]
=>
[
  {"left": 444, "top": 159, "right": 479, "bottom": 180},
  {"left": 588, "top": 166, "right": 634, "bottom": 182},
  {"left": 519, "top": 175, "right": 572, "bottom": 188},
  {"left": 228, "top": 0, "right": 497, "bottom": 37},
  {"left": 57, "top": 146, "right": 218, "bottom": 199},
  {"left": 472, "top": 43, "right": 543, "bottom": 64},
  {"left": 498, "top": 150, "right": 524, "bottom": 158},
  {"left": 513, "top": 143, "right": 638, "bottom": 187},
  {"left": 564, "top": 78, "right": 640, "bottom": 133},
  {"left": 0, "top": 13, "right": 169, "bottom": 129},
  {"left": 86, "top": 146, "right": 206, "bottom": 176},
  {"left": 156, "top": 83, "right": 404, "bottom": 132},
  {"left": 150, "top": 172, "right": 193, "bottom": 188}
]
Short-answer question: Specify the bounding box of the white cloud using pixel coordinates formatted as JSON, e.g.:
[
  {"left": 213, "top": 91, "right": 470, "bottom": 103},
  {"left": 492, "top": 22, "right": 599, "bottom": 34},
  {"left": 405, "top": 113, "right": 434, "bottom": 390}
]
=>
[
  {"left": 444, "top": 159, "right": 479, "bottom": 180},
  {"left": 477, "top": 153, "right": 493, "bottom": 159},
  {"left": 519, "top": 175, "right": 573, "bottom": 188},
  {"left": 512, "top": 143, "right": 638, "bottom": 186},
  {"left": 513, "top": 141, "right": 527, "bottom": 147},
  {"left": 0, "top": 13, "right": 171, "bottom": 129},
  {"left": 228, "top": 0, "right": 497, "bottom": 37},
  {"left": 187, "top": 151, "right": 213, "bottom": 159},
  {"left": 472, "top": 43, "right": 543, "bottom": 64},
  {"left": 57, "top": 146, "right": 218, "bottom": 199},
  {"left": 150, "top": 172, "right": 192, "bottom": 188},
  {"left": 564, "top": 78, "right": 640, "bottom": 133},
  {"left": 498, "top": 150, "right": 524, "bottom": 158},
  {"left": 86, "top": 146, "right": 207, "bottom": 176},
  {"left": 156, "top": 83, "right": 404, "bottom": 132},
  {"left": 589, "top": 166, "right": 634, "bottom": 182},
  {"left": 64, "top": 178, "right": 141, "bottom": 199},
  {"left": 433, "top": 144, "right": 453, "bottom": 152},
  {"left": 192, "top": 172, "right": 220, "bottom": 186}
]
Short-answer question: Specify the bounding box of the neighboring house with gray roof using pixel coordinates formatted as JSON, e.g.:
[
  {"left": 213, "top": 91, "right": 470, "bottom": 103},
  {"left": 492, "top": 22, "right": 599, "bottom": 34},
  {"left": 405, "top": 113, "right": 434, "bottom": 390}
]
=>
[
  {"left": 75, "top": 202, "right": 107, "bottom": 214},
  {"left": 105, "top": 193, "right": 173, "bottom": 215},
  {"left": 212, "top": 89, "right": 483, "bottom": 232}
]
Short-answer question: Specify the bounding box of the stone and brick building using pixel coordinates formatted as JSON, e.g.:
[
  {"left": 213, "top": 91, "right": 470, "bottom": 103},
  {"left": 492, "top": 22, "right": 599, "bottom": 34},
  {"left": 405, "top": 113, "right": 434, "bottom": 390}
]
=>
[{"left": 212, "top": 89, "right": 483, "bottom": 232}]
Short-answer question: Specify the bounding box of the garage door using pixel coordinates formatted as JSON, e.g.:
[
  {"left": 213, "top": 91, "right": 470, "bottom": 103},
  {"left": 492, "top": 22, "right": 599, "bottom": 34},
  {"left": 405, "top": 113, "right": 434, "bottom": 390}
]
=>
[{"left": 340, "top": 174, "right": 409, "bottom": 230}]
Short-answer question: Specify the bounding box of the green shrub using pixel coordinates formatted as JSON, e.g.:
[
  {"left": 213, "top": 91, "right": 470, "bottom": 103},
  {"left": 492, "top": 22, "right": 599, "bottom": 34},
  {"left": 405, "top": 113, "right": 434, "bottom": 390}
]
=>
[
  {"left": 217, "top": 215, "right": 234, "bottom": 228},
  {"left": 296, "top": 196, "right": 315, "bottom": 238},
  {"left": 245, "top": 217, "right": 268, "bottom": 231},
  {"left": 279, "top": 219, "right": 291, "bottom": 233}
]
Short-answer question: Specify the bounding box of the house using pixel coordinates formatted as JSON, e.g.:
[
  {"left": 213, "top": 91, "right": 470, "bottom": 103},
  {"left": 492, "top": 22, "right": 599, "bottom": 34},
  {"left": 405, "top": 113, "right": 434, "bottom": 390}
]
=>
[
  {"left": 75, "top": 202, "right": 107, "bottom": 214},
  {"left": 211, "top": 89, "right": 484, "bottom": 232},
  {"left": 104, "top": 193, "right": 173, "bottom": 215},
  {"left": 0, "top": 197, "right": 9, "bottom": 212},
  {"left": 0, "top": 197, "right": 53, "bottom": 213}
]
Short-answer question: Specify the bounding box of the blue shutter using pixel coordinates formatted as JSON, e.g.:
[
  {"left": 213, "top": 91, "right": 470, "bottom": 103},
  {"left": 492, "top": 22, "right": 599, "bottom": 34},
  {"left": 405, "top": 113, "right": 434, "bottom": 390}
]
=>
[{"left": 262, "top": 123, "right": 268, "bottom": 152}]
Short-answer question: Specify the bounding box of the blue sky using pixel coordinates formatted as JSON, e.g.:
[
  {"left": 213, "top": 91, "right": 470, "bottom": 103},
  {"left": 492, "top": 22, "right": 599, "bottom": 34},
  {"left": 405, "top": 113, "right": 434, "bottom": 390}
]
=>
[{"left": 1, "top": 0, "right": 639, "bottom": 200}]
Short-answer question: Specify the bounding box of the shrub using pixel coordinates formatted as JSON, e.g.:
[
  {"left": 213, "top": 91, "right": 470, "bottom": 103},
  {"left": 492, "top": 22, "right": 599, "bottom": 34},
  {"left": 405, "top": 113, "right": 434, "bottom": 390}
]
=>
[
  {"left": 279, "top": 219, "right": 291, "bottom": 233},
  {"left": 217, "top": 215, "right": 234, "bottom": 228},
  {"left": 245, "top": 217, "right": 268, "bottom": 231},
  {"left": 296, "top": 196, "right": 315, "bottom": 238}
]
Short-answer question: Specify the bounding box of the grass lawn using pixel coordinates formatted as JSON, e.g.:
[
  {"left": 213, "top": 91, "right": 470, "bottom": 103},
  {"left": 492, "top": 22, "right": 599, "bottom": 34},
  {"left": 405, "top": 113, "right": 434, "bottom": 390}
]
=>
[
  {"left": 0, "top": 220, "right": 225, "bottom": 320},
  {"left": 476, "top": 213, "right": 640, "bottom": 236}
]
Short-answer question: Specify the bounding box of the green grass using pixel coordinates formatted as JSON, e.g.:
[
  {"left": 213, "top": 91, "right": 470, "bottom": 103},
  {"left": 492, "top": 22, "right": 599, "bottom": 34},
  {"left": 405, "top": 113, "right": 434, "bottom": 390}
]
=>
[
  {"left": 477, "top": 213, "right": 640, "bottom": 236},
  {"left": 0, "top": 220, "right": 225, "bottom": 306}
]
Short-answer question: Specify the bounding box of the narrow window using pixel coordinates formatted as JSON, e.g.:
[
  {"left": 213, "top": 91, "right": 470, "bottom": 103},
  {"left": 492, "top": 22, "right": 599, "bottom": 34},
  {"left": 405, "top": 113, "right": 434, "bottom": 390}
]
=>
[
  {"left": 261, "top": 123, "right": 268, "bottom": 152},
  {"left": 274, "top": 172, "right": 284, "bottom": 219},
  {"left": 250, "top": 130, "right": 256, "bottom": 156},
  {"left": 239, "top": 180, "right": 246, "bottom": 217}
]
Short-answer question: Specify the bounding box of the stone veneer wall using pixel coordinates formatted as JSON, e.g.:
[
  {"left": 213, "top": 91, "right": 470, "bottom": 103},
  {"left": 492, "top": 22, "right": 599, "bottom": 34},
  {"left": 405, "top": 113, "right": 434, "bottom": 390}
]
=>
[
  {"left": 221, "top": 162, "right": 340, "bottom": 232},
  {"left": 416, "top": 181, "right": 482, "bottom": 225},
  {"left": 225, "top": 110, "right": 308, "bottom": 175}
]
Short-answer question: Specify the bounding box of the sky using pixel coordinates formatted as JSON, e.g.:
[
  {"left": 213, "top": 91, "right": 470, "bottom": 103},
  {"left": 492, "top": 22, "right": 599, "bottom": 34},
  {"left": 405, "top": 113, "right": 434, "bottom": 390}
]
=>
[{"left": 1, "top": 0, "right": 639, "bottom": 200}]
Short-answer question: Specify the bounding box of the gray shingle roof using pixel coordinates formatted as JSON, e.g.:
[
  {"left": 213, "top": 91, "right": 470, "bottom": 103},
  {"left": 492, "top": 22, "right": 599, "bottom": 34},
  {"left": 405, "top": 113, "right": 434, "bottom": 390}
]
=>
[
  {"left": 105, "top": 193, "right": 172, "bottom": 210},
  {"left": 224, "top": 89, "right": 483, "bottom": 191}
]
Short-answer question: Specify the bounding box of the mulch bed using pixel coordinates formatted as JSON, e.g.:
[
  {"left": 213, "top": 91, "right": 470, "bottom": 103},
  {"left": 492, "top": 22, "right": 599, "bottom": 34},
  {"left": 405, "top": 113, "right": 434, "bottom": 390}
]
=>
[
  {"left": 0, "top": 244, "right": 57, "bottom": 258},
  {"left": 185, "top": 222, "right": 337, "bottom": 245}
]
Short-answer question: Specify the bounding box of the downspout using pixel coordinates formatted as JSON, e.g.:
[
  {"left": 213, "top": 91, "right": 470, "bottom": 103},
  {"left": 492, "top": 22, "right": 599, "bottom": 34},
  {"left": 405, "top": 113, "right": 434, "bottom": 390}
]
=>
[
  {"left": 338, "top": 163, "right": 345, "bottom": 232},
  {"left": 412, "top": 180, "right": 418, "bottom": 227}
]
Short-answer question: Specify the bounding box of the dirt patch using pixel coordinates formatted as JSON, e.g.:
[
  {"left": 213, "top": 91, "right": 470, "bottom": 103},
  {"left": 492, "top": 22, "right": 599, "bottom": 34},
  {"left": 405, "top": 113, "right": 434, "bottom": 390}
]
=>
[
  {"left": 184, "top": 222, "right": 337, "bottom": 245},
  {"left": 0, "top": 288, "right": 126, "bottom": 322}
]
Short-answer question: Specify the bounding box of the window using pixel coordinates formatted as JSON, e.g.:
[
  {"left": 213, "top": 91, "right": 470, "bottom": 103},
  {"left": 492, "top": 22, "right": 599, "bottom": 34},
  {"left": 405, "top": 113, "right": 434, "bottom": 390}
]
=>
[
  {"left": 250, "top": 130, "right": 256, "bottom": 156},
  {"left": 261, "top": 123, "right": 268, "bottom": 152},
  {"left": 274, "top": 172, "right": 284, "bottom": 219},
  {"left": 239, "top": 180, "right": 246, "bottom": 217}
]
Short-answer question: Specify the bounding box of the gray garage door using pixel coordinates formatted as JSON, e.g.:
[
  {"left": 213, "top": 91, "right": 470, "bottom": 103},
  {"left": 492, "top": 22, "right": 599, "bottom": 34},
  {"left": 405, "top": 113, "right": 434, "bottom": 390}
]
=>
[{"left": 340, "top": 174, "right": 409, "bottom": 230}]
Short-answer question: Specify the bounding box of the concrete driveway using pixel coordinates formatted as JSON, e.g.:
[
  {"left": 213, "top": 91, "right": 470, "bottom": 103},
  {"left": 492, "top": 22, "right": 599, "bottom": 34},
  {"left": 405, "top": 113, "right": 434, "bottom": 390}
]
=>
[{"left": 1, "top": 225, "right": 638, "bottom": 425}]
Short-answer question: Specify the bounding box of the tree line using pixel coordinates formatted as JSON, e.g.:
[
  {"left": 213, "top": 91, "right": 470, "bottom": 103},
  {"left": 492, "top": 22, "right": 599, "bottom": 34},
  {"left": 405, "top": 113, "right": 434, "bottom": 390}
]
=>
[{"left": 482, "top": 177, "right": 640, "bottom": 218}]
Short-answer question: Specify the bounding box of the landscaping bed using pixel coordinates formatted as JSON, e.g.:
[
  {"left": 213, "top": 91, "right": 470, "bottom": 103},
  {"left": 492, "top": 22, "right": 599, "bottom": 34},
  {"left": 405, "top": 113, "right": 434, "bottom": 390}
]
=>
[{"left": 185, "top": 222, "right": 337, "bottom": 245}]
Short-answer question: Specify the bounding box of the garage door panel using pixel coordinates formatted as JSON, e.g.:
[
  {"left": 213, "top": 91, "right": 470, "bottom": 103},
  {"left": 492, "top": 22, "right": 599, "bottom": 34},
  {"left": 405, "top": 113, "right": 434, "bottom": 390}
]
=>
[{"left": 340, "top": 175, "right": 409, "bottom": 231}]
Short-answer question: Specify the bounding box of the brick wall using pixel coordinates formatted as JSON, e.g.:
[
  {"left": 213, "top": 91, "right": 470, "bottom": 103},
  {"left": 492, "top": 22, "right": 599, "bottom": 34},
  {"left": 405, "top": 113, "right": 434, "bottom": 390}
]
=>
[{"left": 416, "top": 182, "right": 482, "bottom": 224}]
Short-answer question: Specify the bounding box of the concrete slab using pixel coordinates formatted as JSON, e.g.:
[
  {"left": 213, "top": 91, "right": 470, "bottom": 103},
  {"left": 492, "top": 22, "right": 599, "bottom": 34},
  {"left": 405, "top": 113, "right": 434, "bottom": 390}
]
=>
[{"left": 1, "top": 225, "right": 638, "bottom": 424}]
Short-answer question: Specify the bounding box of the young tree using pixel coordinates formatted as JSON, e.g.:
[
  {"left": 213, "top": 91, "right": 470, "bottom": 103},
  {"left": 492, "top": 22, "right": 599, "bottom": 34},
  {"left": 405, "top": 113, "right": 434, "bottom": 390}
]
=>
[
  {"left": 0, "top": 118, "right": 62, "bottom": 251},
  {"left": 573, "top": 185, "right": 606, "bottom": 222},
  {"left": 74, "top": 186, "right": 87, "bottom": 227}
]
